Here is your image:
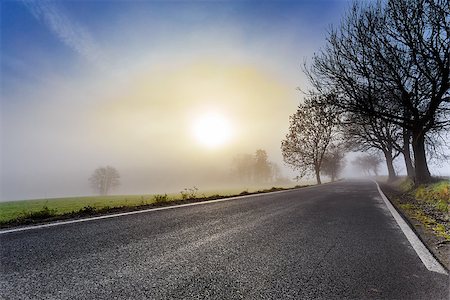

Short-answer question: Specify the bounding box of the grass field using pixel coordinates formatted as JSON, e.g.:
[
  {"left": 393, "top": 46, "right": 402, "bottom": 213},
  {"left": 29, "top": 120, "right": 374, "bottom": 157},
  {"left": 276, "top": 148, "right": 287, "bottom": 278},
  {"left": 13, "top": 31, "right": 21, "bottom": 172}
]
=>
[
  {"left": 0, "top": 185, "right": 299, "bottom": 225},
  {"left": 0, "top": 194, "right": 162, "bottom": 223}
]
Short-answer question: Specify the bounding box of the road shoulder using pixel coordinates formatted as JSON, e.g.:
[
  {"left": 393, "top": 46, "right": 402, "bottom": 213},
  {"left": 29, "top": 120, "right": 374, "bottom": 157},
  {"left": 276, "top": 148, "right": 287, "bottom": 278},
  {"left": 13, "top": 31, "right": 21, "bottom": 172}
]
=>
[{"left": 379, "top": 182, "right": 449, "bottom": 272}]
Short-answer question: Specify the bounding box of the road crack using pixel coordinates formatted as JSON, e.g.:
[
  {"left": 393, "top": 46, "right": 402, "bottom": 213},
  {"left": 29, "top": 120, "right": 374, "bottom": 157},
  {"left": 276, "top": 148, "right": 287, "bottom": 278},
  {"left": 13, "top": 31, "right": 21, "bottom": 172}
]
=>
[{"left": 303, "top": 240, "right": 338, "bottom": 285}]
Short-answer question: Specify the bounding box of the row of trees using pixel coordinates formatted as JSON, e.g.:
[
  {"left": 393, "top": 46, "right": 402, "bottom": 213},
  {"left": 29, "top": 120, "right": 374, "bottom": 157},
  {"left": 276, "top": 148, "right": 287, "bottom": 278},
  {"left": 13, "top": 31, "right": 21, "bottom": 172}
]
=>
[
  {"left": 232, "top": 149, "right": 285, "bottom": 184},
  {"left": 283, "top": 0, "right": 449, "bottom": 184},
  {"left": 352, "top": 154, "right": 382, "bottom": 176}
]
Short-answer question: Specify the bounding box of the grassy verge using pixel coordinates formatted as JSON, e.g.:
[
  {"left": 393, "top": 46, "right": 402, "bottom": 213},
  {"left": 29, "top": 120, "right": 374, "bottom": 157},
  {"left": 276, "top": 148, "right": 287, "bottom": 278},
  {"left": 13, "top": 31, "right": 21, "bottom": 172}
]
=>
[
  {"left": 0, "top": 185, "right": 306, "bottom": 228},
  {"left": 380, "top": 177, "right": 449, "bottom": 268},
  {"left": 395, "top": 178, "right": 449, "bottom": 239}
]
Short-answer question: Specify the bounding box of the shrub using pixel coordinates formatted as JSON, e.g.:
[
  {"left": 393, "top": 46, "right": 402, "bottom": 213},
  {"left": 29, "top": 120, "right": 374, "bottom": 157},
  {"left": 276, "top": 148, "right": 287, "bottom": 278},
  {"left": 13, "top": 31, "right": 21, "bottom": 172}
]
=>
[
  {"left": 20, "top": 206, "right": 57, "bottom": 220},
  {"left": 180, "top": 187, "right": 198, "bottom": 200},
  {"left": 79, "top": 206, "right": 96, "bottom": 215},
  {"left": 154, "top": 194, "right": 168, "bottom": 203}
]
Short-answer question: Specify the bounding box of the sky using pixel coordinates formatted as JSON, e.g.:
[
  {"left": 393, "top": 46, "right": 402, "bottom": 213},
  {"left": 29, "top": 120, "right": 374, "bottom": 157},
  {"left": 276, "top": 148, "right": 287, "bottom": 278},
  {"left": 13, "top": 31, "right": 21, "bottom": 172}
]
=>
[{"left": 1, "top": 0, "right": 448, "bottom": 201}]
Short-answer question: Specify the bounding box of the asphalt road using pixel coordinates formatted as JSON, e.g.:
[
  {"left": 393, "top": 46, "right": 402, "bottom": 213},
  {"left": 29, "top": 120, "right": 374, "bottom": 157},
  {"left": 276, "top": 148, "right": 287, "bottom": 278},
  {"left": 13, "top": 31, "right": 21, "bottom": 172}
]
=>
[{"left": 0, "top": 180, "right": 448, "bottom": 299}]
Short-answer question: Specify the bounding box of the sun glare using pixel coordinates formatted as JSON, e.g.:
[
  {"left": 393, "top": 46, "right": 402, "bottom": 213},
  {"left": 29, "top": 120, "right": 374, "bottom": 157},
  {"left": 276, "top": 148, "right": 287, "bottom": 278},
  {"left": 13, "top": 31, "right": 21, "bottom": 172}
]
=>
[{"left": 192, "top": 112, "right": 232, "bottom": 148}]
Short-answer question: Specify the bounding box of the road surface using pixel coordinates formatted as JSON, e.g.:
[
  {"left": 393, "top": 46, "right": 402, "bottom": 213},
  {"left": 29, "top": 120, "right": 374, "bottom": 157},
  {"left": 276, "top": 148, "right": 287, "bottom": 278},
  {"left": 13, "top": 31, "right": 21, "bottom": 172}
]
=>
[{"left": 0, "top": 181, "right": 448, "bottom": 299}]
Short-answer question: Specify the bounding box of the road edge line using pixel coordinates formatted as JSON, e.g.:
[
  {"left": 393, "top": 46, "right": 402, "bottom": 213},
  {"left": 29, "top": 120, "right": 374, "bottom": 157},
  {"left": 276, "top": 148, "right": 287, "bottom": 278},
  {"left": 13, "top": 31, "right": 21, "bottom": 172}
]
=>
[
  {"left": 0, "top": 184, "right": 332, "bottom": 235},
  {"left": 373, "top": 180, "right": 448, "bottom": 275}
]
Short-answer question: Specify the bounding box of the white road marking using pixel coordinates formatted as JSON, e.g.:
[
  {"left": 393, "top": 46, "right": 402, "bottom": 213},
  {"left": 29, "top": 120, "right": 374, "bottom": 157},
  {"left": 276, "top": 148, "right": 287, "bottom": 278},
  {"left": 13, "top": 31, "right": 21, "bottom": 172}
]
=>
[
  {"left": 0, "top": 188, "right": 309, "bottom": 235},
  {"left": 373, "top": 180, "right": 448, "bottom": 275}
]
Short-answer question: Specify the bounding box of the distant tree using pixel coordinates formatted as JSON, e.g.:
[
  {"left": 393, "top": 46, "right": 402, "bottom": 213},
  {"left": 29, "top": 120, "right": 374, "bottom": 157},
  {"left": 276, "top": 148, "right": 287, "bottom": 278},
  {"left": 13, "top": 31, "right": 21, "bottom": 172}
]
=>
[
  {"left": 232, "top": 150, "right": 281, "bottom": 184},
  {"left": 269, "top": 162, "right": 281, "bottom": 183},
  {"left": 321, "top": 145, "right": 346, "bottom": 182},
  {"left": 89, "top": 166, "right": 120, "bottom": 195},
  {"left": 232, "top": 153, "right": 255, "bottom": 182},
  {"left": 254, "top": 149, "right": 271, "bottom": 183},
  {"left": 352, "top": 154, "right": 382, "bottom": 176},
  {"left": 344, "top": 115, "right": 401, "bottom": 182},
  {"left": 281, "top": 96, "right": 339, "bottom": 184}
]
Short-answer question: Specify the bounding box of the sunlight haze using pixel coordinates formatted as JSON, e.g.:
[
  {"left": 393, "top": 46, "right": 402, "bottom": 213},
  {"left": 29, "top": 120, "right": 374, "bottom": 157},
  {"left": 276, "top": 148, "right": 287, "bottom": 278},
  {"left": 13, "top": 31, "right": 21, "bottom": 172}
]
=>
[{"left": 2, "top": 0, "right": 448, "bottom": 201}]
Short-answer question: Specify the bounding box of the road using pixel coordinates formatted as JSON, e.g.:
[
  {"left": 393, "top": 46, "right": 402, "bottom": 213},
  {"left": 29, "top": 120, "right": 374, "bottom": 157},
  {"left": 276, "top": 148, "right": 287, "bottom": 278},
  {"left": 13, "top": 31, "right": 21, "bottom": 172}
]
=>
[{"left": 0, "top": 181, "right": 448, "bottom": 299}]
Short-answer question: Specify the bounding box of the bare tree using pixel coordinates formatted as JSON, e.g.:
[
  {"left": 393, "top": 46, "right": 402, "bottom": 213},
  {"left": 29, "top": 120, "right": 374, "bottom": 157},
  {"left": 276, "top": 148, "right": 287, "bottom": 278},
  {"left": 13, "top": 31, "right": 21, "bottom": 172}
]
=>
[
  {"left": 89, "top": 166, "right": 120, "bottom": 195},
  {"left": 281, "top": 96, "right": 339, "bottom": 184},
  {"left": 306, "top": 0, "right": 450, "bottom": 183},
  {"left": 352, "top": 154, "right": 382, "bottom": 176},
  {"left": 344, "top": 115, "right": 401, "bottom": 181},
  {"left": 321, "top": 145, "right": 346, "bottom": 182}
]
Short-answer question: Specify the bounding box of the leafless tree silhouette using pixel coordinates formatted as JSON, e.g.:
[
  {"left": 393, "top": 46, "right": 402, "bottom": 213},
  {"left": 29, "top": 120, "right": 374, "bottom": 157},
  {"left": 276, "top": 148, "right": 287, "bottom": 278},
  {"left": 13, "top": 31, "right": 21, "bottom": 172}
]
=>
[{"left": 89, "top": 166, "right": 120, "bottom": 195}]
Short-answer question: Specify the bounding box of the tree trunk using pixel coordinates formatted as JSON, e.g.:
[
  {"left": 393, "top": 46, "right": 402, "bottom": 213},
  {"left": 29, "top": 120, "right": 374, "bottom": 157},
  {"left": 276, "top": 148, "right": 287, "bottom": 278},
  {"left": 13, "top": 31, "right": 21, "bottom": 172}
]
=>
[
  {"left": 411, "top": 129, "right": 431, "bottom": 184},
  {"left": 315, "top": 165, "right": 322, "bottom": 184},
  {"left": 402, "top": 129, "right": 415, "bottom": 179},
  {"left": 383, "top": 150, "right": 397, "bottom": 182}
]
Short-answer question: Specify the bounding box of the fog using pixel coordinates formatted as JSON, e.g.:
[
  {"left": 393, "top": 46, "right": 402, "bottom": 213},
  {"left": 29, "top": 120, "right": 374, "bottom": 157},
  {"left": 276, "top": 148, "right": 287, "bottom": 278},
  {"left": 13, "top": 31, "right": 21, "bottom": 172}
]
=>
[
  {"left": 2, "top": 1, "right": 448, "bottom": 201},
  {"left": 1, "top": 60, "right": 299, "bottom": 200}
]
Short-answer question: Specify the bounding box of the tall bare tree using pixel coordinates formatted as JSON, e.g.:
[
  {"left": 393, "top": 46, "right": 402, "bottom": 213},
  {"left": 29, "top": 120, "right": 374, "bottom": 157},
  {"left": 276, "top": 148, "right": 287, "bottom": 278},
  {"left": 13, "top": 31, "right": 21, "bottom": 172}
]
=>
[
  {"left": 89, "top": 166, "right": 120, "bottom": 195},
  {"left": 281, "top": 96, "right": 339, "bottom": 184}
]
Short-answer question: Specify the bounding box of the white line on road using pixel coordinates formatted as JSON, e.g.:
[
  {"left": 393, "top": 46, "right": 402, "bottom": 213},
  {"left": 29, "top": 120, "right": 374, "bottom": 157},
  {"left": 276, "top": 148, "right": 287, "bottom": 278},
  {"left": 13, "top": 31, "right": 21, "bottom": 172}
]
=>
[{"left": 373, "top": 180, "right": 448, "bottom": 275}]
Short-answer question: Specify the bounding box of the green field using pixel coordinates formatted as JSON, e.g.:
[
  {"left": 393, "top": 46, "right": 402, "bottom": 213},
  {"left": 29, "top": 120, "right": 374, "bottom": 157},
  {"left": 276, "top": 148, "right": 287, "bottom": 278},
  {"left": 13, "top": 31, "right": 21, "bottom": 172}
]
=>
[
  {"left": 0, "top": 185, "right": 299, "bottom": 224},
  {"left": 0, "top": 194, "right": 161, "bottom": 223}
]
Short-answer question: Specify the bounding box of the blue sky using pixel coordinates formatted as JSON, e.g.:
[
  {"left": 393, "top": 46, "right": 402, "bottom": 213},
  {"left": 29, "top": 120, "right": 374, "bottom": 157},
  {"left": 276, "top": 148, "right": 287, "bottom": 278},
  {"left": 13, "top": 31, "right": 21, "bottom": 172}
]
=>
[
  {"left": 7, "top": 0, "right": 425, "bottom": 201},
  {"left": 2, "top": 0, "right": 348, "bottom": 93}
]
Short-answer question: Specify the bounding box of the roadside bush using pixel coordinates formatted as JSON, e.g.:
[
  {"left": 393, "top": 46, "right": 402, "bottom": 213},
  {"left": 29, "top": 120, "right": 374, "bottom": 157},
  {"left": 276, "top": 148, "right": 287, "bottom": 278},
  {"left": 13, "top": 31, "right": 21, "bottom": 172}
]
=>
[
  {"left": 180, "top": 187, "right": 198, "bottom": 200},
  {"left": 78, "top": 206, "right": 96, "bottom": 215},
  {"left": 20, "top": 206, "right": 57, "bottom": 220},
  {"left": 153, "top": 194, "right": 168, "bottom": 203},
  {"left": 239, "top": 190, "right": 249, "bottom": 195}
]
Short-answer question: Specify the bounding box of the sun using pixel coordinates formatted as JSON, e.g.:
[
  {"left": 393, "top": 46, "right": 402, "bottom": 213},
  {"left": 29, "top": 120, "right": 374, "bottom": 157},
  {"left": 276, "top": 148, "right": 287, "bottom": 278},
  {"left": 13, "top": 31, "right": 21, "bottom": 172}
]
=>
[{"left": 192, "top": 112, "right": 233, "bottom": 148}]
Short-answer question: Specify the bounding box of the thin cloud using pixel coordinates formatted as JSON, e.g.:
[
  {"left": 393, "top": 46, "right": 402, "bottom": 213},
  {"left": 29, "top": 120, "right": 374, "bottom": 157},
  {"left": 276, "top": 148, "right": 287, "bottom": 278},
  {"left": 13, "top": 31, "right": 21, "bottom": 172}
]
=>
[{"left": 22, "top": 0, "right": 104, "bottom": 66}]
